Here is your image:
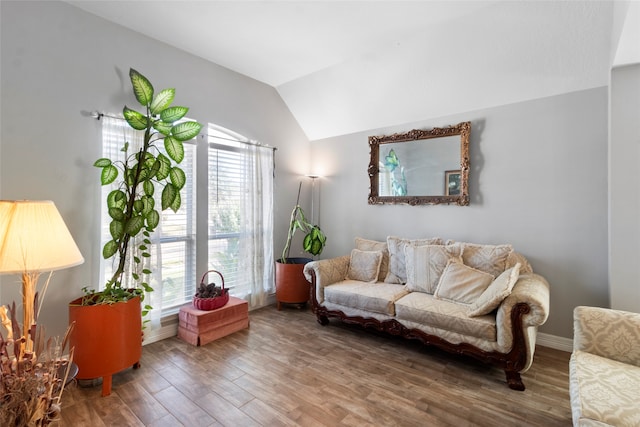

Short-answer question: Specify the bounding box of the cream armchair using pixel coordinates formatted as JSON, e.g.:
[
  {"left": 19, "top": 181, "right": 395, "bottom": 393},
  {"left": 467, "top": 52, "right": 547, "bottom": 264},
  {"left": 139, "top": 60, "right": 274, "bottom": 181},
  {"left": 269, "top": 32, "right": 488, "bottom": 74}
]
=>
[{"left": 570, "top": 306, "right": 640, "bottom": 426}]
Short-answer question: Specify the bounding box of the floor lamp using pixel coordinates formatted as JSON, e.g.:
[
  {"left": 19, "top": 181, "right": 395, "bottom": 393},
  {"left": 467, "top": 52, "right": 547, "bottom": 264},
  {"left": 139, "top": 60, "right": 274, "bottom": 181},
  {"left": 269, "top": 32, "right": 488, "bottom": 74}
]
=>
[{"left": 0, "top": 200, "right": 84, "bottom": 358}]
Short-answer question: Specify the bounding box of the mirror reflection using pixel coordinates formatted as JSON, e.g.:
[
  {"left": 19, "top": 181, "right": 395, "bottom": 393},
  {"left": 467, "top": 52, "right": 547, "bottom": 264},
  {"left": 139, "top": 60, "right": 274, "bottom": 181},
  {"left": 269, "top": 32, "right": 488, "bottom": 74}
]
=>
[{"left": 368, "top": 122, "right": 470, "bottom": 206}]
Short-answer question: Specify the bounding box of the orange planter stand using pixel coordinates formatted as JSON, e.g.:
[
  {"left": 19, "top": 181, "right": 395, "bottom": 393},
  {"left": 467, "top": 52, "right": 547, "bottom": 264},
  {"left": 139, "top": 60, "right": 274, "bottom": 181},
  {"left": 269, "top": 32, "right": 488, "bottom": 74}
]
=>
[{"left": 68, "top": 296, "right": 142, "bottom": 397}]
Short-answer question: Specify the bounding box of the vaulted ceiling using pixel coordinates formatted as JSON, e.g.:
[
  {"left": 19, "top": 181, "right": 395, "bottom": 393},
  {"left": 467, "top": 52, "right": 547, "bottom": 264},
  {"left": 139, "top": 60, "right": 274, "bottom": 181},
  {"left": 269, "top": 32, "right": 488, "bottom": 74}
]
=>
[{"left": 66, "top": 1, "right": 639, "bottom": 141}]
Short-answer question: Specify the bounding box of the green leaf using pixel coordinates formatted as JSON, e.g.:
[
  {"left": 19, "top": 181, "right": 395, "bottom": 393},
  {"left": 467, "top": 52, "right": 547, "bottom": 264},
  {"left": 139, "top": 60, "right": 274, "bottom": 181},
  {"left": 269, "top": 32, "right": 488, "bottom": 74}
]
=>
[
  {"left": 94, "top": 158, "right": 111, "bottom": 168},
  {"left": 143, "top": 179, "right": 155, "bottom": 196},
  {"left": 150, "top": 88, "right": 175, "bottom": 115},
  {"left": 109, "top": 220, "right": 124, "bottom": 240},
  {"left": 133, "top": 199, "right": 143, "bottom": 213},
  {"left": 102, "top": 240, "right": 118, "bottom": 259},
  {"left": 160, "top": 106, "right": 188, "bottom": 123},
  {"left": 155, "top": 153, "right": 171, "bottom": 180},
  {"left": 142, "top": 269, "right": 152, "bottom": 275},
  {"left": 123, "top": 106, "right": 148, "bottom": 130},
  {"left": 101, "top": 165, "right": 118, "bottom": 185},
  {"left": 171, "top": 121, "right": 202, "bottom": 142},
  {"left": 107, "top": 190, "right": 126, "bottom": 209},
  {"left": 142, "top": 283, "right": 154, "bottom": 293},
  {"left": 130, "top": 68, "right": 153, "bottom": 106},
  {"left": 153, "top": 121, "right": 172, "bottom": 136},
  {"left": 132, "top": 272, "right": 139, "bottom": 280},
  {"left": 146, "top": 209, "right": 160, "bottom": 229},
  {"left": 125, "top": 215, "right": 145, "bottom": 236},
  {"left": 141, "top": 195, "right": 154, "bottom": 214},
  {"left": 164, "top": 136, "right": 184, "bottom": 163},
  {"left": 161, "top": 184, "right": 177, "bottom": 210},
  {"left": 108, "top": 207, "right": 124, "bottom": 221},
  {"left": 170, "top": 191, "right": 181, "bottom": 213},
  {"left": 169, "top": 167, "right": 186, "bottom": 190}
]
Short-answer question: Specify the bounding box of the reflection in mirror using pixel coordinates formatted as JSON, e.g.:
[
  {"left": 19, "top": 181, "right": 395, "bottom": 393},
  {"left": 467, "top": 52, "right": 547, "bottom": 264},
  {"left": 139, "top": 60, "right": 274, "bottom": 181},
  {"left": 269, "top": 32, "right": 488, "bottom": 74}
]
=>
[{"left": 368, "top": 122, "right": 470, "bottom": 206}]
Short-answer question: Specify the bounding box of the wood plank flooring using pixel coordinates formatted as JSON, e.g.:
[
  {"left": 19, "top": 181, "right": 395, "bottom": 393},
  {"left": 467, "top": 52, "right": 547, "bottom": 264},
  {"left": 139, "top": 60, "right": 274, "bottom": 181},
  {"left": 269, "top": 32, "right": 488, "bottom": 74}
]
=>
[{"left": 59, "top": 305, "right": 572, "bottom": 426}]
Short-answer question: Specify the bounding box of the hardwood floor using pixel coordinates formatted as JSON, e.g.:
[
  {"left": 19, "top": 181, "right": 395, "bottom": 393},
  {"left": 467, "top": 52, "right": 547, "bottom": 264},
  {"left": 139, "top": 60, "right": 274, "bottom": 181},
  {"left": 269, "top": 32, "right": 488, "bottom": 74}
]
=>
[{"left": 59, "top": 305, "right": 572, "bottom": 426}]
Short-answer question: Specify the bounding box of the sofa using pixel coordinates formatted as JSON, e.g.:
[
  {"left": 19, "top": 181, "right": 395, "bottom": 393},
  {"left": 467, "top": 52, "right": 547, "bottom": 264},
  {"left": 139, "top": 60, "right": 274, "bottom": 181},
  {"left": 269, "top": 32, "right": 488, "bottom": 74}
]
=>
[
  {"left": 303, "top": 236, "right": 550, "bottom": 390},
  {"left": 570, "top": 306, "right": 640, "bottom": 426}
]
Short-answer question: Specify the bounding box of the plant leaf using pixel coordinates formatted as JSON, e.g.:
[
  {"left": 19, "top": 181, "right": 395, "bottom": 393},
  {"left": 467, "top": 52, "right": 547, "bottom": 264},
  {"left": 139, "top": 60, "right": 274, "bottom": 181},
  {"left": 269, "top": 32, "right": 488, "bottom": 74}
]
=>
[
  {"left": 171, "top": 121, "right": 202, "bottom": 142},
  {"left": 94, "top": 158, "right": 111, "bottom": 168},
  {"left": 102, "top": 240, "right": 118, "bottom": 259},
  {"left": 155, "top": 153, "right": 171, "bottom": 180},
  {"left": 153, "top": 121, "right": 172, "bottom": 136},
  {"left": 107, "top": 190, "right": 126, "bottom": 209},
  {"left": 150, "top": 88, "right": 175, "bottom": 115},
  {"left": 130, "top": 68, "right": 153, "bottom": 106},
  {"left": 123, "top": 106, "right": 148, "bottom": 130},
  {"left": 169, "top": 167, "right": 186, "bottom": 190},
  {"left": 160, "top": 106, "right": 188, "bottom": 123},
  {"left": 108, "top": 207, "right": 124, "bottom": 221},
  {"left": 164, "top": 136, "right": 184, "bottom": 163},
  {"left": 109, "top": 220, "right": 124, "bottom": 240},
  {"left": 125, "top": 215, "right": 145, "bottom": 236},
  {"left": 161, "top": 184, "right": 177, "bottom": 210},
  {"left": 143, "top": 179, "right": 154, "bottom": 196},
  {"left": 101, "top": 165, "right": 118, "bottom": 185},
  {"left": 146, "top": 209, "right": 160, "bottom": 229},
  {"left": 170, "top": 191, "right": 181, "bottom": 213}
]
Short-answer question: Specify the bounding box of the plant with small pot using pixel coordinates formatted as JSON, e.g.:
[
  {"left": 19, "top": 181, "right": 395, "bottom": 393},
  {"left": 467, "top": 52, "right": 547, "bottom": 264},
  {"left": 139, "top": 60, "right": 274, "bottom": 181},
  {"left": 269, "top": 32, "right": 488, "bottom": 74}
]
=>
[
  {"left": 69, "top": 68, "right": 202, "bottom": 396},
  {"left": 275, "top": 182, "right": 326, "bottom": 309}
]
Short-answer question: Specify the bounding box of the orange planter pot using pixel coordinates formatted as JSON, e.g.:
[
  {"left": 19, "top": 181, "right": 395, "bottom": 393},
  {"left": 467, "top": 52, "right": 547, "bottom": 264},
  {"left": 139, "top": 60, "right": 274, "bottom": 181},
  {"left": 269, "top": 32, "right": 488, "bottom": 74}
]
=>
[
  {"left": 275, "top": 258, "right": 312, "bottom": 310},
  {"left": 68, "top": 295, "right": 142, "bottom": 396}
]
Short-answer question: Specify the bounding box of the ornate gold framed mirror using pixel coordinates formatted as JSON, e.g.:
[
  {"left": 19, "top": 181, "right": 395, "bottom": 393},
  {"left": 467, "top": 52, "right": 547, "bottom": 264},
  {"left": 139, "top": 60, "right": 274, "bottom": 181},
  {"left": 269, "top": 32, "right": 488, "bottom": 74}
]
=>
[{"left": 368, "top": 121, "right": 470, "bottom": 206}]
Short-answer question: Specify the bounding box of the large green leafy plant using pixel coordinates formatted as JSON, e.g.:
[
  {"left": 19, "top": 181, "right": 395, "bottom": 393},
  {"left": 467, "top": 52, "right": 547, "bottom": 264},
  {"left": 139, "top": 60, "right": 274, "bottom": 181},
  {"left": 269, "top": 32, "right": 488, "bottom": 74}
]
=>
[
  {"left": 88, "top": 68, "right": 202, "bottom": 305},
  {"left": 280, "top": 182, "right": 326, "bottom": 263}
]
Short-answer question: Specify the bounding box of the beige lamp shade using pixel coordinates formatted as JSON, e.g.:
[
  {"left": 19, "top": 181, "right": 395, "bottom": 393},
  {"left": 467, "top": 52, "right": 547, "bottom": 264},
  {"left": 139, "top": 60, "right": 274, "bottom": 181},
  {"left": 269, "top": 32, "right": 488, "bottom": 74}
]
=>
[{"left": 0, "top": 200, "right": 84, "bottom": 274}]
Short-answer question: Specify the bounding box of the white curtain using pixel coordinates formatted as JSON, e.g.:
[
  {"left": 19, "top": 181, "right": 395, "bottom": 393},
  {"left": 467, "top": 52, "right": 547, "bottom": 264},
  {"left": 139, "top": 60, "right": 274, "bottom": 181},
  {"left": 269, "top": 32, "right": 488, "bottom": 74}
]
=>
[
  {"left": 100, "top": 115, "right": 163, "bottom": 333},
  {"left": 237, "top": 143, "right": 274, "bottom": 308}
]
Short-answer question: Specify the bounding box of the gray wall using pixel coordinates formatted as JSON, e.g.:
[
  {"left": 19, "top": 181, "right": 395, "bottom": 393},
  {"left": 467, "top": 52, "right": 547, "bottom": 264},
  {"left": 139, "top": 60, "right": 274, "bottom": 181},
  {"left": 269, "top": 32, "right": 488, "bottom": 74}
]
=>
[
  {"left": 0, "top": 1, "right": 309, "bottom": 340},
  {"left": 311, "top": 87, "right": 609, "bottom": 339},
  {"left": 610, "top": 64, "right": 640, "bottom": 312}
]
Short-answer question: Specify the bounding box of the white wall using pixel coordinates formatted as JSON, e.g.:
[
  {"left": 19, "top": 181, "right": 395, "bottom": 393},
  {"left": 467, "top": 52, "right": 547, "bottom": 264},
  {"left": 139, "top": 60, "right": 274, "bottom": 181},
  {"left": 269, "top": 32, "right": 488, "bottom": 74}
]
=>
[
  {"left": 311, "top": 88, "right": 609, "bottom": 339},
  {"left": 610, "top": 64, "right": 640, "bottom": 312},
  {"left": 0, "top": 1, "right": 309, "bottom": 340}
]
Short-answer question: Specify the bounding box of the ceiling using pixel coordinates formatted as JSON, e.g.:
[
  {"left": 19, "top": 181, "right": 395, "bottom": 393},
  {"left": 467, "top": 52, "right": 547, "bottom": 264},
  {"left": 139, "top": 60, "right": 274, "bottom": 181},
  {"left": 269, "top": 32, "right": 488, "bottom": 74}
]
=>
[{"left": 65, "top": 1, "right": 639, "bottom": 140}]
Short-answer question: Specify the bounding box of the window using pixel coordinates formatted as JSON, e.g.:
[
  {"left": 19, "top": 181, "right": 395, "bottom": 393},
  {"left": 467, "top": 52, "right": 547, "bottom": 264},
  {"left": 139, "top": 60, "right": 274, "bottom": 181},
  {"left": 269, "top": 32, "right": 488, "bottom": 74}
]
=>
[{"left": 100, "top": 117, "right": 274, "bottom": 332}]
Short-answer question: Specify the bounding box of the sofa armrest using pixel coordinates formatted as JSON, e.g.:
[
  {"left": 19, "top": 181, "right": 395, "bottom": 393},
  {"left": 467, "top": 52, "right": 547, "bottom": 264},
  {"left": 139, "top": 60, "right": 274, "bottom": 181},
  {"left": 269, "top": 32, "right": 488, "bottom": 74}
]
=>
[
  {"left": 304, "top": 255, "right": 350, "bottom": 304},
  {"left": 573, "top": 306, "right": 640, "bottom": 367},
  {"left": 499, "top": 273, "right": 550, "bottom": 328}
]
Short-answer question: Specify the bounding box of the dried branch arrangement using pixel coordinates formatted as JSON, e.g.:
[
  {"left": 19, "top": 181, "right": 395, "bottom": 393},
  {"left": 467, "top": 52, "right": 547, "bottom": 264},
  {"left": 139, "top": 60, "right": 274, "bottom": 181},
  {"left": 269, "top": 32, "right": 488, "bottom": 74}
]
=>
[{"left": 0, "top": 303, "right": 74, "bottom": 426}]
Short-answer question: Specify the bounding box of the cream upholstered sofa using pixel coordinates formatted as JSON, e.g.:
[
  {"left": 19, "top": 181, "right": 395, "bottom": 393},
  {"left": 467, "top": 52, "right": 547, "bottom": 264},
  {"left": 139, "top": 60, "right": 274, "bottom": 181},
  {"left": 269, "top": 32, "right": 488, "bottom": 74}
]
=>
[
  {"left": 303, "top": 236, "right": 550, "bottom": 390},
  {"left": 570, "top": 306, "right": 640, "bottom": 426}
]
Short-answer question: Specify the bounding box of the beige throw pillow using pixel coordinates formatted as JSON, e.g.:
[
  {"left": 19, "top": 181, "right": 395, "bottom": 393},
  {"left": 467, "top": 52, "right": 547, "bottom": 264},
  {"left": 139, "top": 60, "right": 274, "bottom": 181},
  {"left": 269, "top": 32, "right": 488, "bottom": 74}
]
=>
[
  {"left": 385, "top": 236, "right": 444, "bottom": 284},
  {"left": 404, "top": 244, "right": 463, "bottom": 293},
  {"left": 461, "top": 242, "right": 513, "bottom": 277},
  {"left": 434, "top": 260, "right": 495, "bottom": 304},
  {"left": 355, "top": 237, "right": 389, "bottom": 282},
  {"left": 345, "top": 249, "right": 383, "bottom": 283},
  {"left": 467, "top": 263, "right": 521, "bottom": 317}
]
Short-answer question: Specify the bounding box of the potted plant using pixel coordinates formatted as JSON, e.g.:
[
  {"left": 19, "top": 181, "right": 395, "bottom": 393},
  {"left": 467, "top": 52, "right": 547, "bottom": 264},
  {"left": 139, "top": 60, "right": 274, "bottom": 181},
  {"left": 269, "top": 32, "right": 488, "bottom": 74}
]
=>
[
  {"left": 68, "top": 68, "right": 202, "bottom": 396},
  {"left": 275, "top": 182, "right": 326, "bottom": 310}
]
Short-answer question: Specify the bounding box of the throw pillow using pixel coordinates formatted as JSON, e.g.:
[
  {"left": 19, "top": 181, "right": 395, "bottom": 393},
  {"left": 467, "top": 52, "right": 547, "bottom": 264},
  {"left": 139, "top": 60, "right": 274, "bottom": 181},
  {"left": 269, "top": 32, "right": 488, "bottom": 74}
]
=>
[
  {"left": 385, "top": 236, "right": 444, "bottom": 284},
  {"left": 345, "top": 249, "right": 383, "bottom": 283},
  {"left": 355, "top": 237, "right": 389, "bottom": 282},
  {"left": 434, "top": 260, "right": 495, "bottom": 304},
  {"left": 467, "top": 263, "right": 521, "bottom": 317},
  {"left": 404, "top": 243, "right": 463, "bottom": 293},
  {"left": 460, "top": 242, "right": 513, "bottom": 277}
]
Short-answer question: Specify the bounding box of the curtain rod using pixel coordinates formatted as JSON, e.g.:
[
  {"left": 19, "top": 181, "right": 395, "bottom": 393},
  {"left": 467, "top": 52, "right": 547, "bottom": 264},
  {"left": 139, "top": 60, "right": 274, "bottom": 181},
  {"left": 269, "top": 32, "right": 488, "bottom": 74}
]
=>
[{"left": 90, "top": 110, "right": 277, "bottom": 151}]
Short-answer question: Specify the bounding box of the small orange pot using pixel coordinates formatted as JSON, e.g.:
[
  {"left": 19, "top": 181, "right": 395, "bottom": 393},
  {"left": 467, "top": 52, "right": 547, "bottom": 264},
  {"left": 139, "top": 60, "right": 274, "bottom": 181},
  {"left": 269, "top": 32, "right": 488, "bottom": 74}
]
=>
[
  {"left": 68, "top": 295, "right": 142, "bottom": 396},
  {"left": 275, "top": 258, "right": 312, "bottom": 310}
]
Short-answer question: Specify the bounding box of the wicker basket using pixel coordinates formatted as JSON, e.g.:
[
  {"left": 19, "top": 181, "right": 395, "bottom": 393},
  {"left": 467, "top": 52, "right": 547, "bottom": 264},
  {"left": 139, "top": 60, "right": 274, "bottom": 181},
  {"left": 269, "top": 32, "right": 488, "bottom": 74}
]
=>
[{"left": 193, "top": 270, "right": 229, "bottom": 311}]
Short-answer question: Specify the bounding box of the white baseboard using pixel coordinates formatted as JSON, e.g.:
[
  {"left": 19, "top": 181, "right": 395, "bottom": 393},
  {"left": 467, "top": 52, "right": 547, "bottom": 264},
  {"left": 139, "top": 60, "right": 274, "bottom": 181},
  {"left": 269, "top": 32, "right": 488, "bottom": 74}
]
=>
[{"left": 537, "top": 332, "right": 573, "bottom": 352}]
